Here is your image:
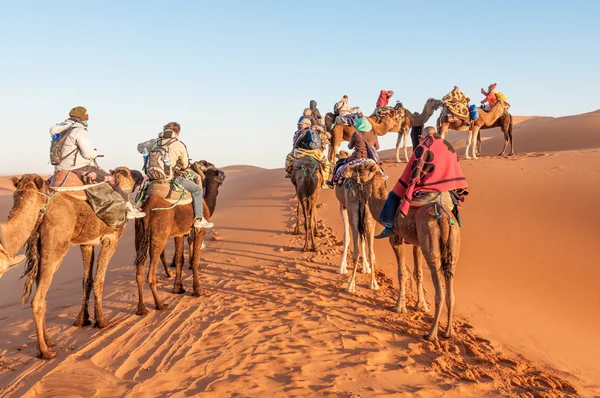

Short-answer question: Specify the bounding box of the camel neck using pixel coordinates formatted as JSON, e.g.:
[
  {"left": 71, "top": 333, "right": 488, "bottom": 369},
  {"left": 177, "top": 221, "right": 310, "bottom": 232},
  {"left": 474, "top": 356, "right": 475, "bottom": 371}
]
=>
[
  {"left": 1, "top": 191, "right": 46, "bottom": 255},
  {"left": 204, "top": 179, "right": 220, "bottom": 216},
  {"left": 362, "top": 175, "right": 388, "bottom": 226}
]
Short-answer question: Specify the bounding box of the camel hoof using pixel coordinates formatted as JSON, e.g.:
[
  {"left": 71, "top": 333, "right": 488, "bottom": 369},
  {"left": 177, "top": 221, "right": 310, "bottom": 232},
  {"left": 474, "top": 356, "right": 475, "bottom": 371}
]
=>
[
  {"left": 135, "top": 305, "right": 149, "bottom": 316},
  {"left": 73, "top": 318, "right": 92, "bottom": 328},
  {"left": 172, "top": 286, "right": 186, "bottom": 295},
  {"left": 443, "top": 330, "right": 455, "bottom": 339},
  {"left": 423, "top": 333, "right": 438, "bottom": 342},
  {"left": 417, "top": 303, "right": 431, "bottom": 313},
  {"left": 370, "top": 281, "right": 380, "bottom": 291},
  {"left": 45, "top": 338, "right": 55, "bottom": 347},
  {"left": 345, "top": 285, "right": 356, "bottom": 294},
  {"left": 336, "top": 268, "right": 348, "bottom": 275},
  {"left": 392, "top": 305, "right": 407, "bottom": 314},
  {"left": 38, "top": 349, "right": 57, "bottom": 360},
  {"left": 95, "top": 320, "right": 117, "bottom": 329},
  {"left": 155, "top": 302, "right": 169, "bottom": 311},
  {"left": 192, "top": 290, "right": 203, "bottom": 297},
  {"left": 361, "top": 266, "right": 371, "bottom": 274}
]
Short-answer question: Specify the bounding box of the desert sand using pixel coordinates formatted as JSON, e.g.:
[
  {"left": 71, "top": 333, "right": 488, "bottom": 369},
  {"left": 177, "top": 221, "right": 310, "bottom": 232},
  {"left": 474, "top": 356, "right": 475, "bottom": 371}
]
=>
[{"left": 0, "top": 110, "right": 599, "bottom": 397}]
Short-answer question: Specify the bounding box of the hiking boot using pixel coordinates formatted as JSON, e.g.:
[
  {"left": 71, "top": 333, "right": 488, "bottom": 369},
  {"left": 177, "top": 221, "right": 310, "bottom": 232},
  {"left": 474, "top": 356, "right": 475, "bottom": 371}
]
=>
[
  {"left": 374, "top": 227, "right": 394, "bottom": 239},
  {"left": 126, "top": 202, "right": 146, "bottom": 219},
  {"left": 194, "top": 218, "right": 214, "bottom": 229}
]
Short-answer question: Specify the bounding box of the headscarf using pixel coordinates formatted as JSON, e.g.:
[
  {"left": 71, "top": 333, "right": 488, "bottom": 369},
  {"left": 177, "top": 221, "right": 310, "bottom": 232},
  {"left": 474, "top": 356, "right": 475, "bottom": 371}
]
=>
[{"left": 355, "top": 117, "right": 372, "bottom": 132}]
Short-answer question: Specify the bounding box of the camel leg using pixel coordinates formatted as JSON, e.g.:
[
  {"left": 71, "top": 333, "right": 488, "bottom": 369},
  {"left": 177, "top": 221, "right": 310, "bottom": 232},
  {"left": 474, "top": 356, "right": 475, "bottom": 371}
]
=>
[
  {"left": 337, "top": 205, "right": 350, "bottom": 274},
  {"left": 172, "top": 236, "right": 186, "bottom": 294},
  {"left": 395, "top": 132, "right": 403, "bottom": 163},
  {"left": 420, "top": 229, "right": 444, "bottom": 341},
  {"left": 74, "top": 245, "right": 95, "bottom": 327},
  {"left": 94, "top": 236, "right": 119, "bottom": 328},
  {"left": 301, "top": 199, "right": 311, "bottom": 252},
  {"left": 367, "top": 224, "right": 379, "bottom": 291},
  {"left": 360, "top": 239, "right": 371, "bottom": 274},
  {"left": 464, "top": 130, "right": 473, "bottom": 160},
  {"left": 403, "top": 128, "right": 409, "bottom": 162},
  {"left": 33, "top": 243, "right": 69, "bottom": 359},
  {"left": 161, "top": 250, "right": 175, "bottom": 277},
  {"left": 293, "top": 202, "right": 301, "bottom": 235},
  {"left": 148, "top": 233, "right": 170, "bottom": 311},
  {"left": 188, "top": 233, "right": 194, "bottom": 270},
  {"left": 443, "top": 271, "right": 456, "bottom": 338},
  {"left": 390, "top": 235, "right": 408, "bottom": 313},
  {"left": 191, "top": 229, "right": 207, "bottom": 297},
  {"left": 413, "top": 246, "right": 430, "bottom": 312},
  {"left": 309, "top": 197, "right": 317, "bottom": 252},
  {"left": 471, "top": 127, "right": 480, "bottom": 159},
  {"left": 346, "top": 230, "right": 361, "bottom": 293}
]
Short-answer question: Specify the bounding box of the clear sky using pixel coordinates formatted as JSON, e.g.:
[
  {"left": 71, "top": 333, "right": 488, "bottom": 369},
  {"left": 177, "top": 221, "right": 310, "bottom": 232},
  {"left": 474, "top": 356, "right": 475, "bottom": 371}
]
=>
[{"left": 1, "top": 0, "right": 598, "bottom": 174}]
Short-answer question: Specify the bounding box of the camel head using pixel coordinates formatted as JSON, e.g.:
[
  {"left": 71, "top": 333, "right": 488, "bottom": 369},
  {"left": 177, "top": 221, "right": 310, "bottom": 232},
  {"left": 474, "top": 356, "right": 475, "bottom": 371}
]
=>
[
  {"left": 342, "top": 162, "right": 381, "bottom": 185},
  {"left": 497, "top": 99, "right": 511, "bottom": 110},
  {"left": 11, "top": 174, "right": 48, "bottom": 193},
  {"left": 204, "top": 167, "right": 226, "bottom": 186},
  {"left": 427, "top": 98, "right": 443, "bottom": 111},
  {"left": 110, "top": 167, "right": 142, "bottom": 193}
]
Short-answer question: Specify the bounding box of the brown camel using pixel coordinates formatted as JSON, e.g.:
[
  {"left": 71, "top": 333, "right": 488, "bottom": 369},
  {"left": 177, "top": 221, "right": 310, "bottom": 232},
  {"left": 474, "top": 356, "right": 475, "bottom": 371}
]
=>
[
  {"left": 437, "top": 100, "right": 512, "bottom": 159},
  {"left": 324, "top": 108, "right": 404, "bottom": 162},
  {"left": 14, "top": 168, "right": 141, "bottom": 359},
  {"left": 341, "top": 162, "right": 460, "bottom": 341},
  {"left": 388, "top": 99, "right": 442, "bottom": 162},
  {"left": 134, "top": 167, "right": 225, "bottom": 315},
  {"left": 291, "top": 156, "right": 322, "bottom": 252}
]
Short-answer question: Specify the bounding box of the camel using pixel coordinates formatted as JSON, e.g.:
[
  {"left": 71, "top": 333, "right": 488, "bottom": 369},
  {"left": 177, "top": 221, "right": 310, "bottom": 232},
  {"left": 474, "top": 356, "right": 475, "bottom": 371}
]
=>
[
  {"left": 437, "top": 100, "right": 512, "bottom": 159},
  {"left": 291, "top": 157, "right": 322, "bottom": 252},
  {"left": 324, "top": 108, "right": 404, "bottom": 162},
  {"left": 340, "top": 162, "right": 460, "bottom": 341},
  {"left": 13, "top": 168, "right": 141, "bottom": 359},
  {"left": 134, "top": 167, "right": 225, "bottom": 316},
  {"left": 388, "top": 99, "right": 442, "bottom": 162}
]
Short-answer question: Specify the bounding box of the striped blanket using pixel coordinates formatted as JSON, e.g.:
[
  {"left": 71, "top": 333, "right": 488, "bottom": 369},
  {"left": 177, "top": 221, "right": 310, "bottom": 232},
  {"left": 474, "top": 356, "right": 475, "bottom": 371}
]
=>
[{"left": 333, "top": 158, "right": 387, "bottom": 186}]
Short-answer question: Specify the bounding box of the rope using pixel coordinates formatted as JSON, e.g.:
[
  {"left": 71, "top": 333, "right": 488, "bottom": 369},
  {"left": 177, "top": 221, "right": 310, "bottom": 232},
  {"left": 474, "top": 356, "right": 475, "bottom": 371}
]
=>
[{"left": 434, "top": 193, "right": 455, "bottom": 226}]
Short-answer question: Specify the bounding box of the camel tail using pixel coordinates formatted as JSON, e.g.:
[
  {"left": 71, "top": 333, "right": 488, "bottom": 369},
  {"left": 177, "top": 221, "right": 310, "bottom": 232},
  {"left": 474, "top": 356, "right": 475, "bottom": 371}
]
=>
[
  {"left": 357, "top": 196, "right": 367, "bottom": 238},
  {"left": 438, "top": 212, "right": 454, "bottom": 278},
  {"left": 21, "top": 216, "right": 44, "bottom": 305},
  {"left": 135, "top": 222, "right": 151, "bottom": 266}
]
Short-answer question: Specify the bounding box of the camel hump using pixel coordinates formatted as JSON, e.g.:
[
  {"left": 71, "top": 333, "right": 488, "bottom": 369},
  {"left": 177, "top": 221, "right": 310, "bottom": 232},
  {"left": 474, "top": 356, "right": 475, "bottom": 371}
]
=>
[
  {"left": 144, "top": 181, "right": 193, "bottom": 205},
  {"left": 292, "top": 156, "right": 319, "bottom": 170}
]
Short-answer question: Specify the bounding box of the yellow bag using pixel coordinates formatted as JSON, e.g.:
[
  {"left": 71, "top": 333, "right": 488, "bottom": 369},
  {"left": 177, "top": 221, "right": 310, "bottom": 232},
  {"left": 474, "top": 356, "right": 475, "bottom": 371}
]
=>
[{"left": 495, "top": 91, "right": 507, "bottom": 102}]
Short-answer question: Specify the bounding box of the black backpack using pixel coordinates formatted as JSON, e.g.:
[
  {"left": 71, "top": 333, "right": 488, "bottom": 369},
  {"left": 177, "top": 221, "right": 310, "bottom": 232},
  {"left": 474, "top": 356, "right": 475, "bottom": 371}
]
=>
[
  {"left": 49, "top": 125, "right": 77, "bottom": 166},
  {"left": 295, "top": 129, "right": 322, "bottom": 150}
]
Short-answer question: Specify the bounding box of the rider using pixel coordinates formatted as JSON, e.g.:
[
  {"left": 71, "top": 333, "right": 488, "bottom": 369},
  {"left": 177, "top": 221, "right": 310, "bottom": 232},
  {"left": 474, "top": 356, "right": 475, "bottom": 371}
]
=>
[
  {"left": 50, "top": 106, "right": 145, "bottom": 219},
  {"left": 141, "top": 122, "right": 214, "bottom": 229},
  {"left": 442, "top": 86, "right": 471, "bottom": 127},
  {"left": 480, "top": 83, "right": 498, "bottom": 111},
  {"left": 285, "top": 118, "right": 331, "bottom": 188},
  {"left": 309, "top": 100, "right": 323, "bottom": 127},
  {"left": 334, "top": 95, "right": 360, "bottom": 118},
  {"left": 374, "top": 89, "right": 395, "bottom": 114},
  {"left": 375, "top": 126, "right": 468, "bottom": 239}
]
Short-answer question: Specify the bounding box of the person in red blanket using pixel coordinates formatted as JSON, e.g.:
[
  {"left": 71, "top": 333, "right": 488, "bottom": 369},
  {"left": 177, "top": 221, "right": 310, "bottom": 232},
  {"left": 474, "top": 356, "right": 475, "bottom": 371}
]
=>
[
  {"left": 480, "top": 83, "right": 497, "bottom": 111},
  {"left": 374, "top": 89, "right": 395, "bottom": 113},
  {"left": 375, "top": 126, "right": 468, "bottom": 239}
]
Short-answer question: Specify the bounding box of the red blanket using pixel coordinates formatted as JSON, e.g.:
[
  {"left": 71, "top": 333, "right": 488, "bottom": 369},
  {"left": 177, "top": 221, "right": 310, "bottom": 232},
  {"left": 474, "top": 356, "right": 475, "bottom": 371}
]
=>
[{"left": 392, "top": 133, "right": 468, "bottom": 215}]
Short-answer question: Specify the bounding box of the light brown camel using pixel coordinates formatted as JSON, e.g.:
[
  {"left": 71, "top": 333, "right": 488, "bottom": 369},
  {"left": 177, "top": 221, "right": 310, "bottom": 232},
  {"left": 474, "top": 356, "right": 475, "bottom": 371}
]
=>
[
  {"left": 341, "top": 162, "right": 460, "bottom": 341},
  {"left": 291, "top": 157, "right": 322, "bottom": 252},
  {"left": 324, "top": 108, "right": 404, "bottom": 162},
  {"left": 437, "top": 100, "right": 511, "bottom": 159},
  {"left": 134, "top": 167, "right": 225, "bottom": 315},
  {"left": 14, "top": 168, "right": 141, "bottom": 359},
  {"left": 388, "top": 99, "right": 442, "bottom": 162}
]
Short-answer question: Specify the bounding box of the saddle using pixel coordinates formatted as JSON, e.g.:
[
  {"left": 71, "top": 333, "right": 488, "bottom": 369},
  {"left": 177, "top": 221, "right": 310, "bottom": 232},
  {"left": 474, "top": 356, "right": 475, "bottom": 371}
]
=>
[
  {"left": 49, "top": 170, "right": 103, "bottom": 200},
  {"left": 143, "top": 181, "right": 192, "bottom": 205},
  {"left": 409, "top": 191, "right": 454, "bottom": 208}
]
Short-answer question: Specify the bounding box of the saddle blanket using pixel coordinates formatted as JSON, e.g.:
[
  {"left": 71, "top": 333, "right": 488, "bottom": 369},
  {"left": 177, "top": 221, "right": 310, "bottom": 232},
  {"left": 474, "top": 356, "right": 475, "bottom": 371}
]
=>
[{"left": 333, "top": 158, "right": 387, "bottom": 186}]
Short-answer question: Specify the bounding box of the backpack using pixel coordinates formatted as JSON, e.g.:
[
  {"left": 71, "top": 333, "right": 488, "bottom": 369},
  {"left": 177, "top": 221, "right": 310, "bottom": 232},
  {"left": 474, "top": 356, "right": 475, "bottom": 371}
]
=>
[
  {"left": 144, "top": 138, "right": 177, "bottom": 180},
  {"left": 49, "top": 125, "right": 77, "bottom": 166},
  {"left": 295, "top": 129, "right": 322, "bottom": 150},
  {"left": 333, "top": 102, "right": 340, "bottom": 116}
]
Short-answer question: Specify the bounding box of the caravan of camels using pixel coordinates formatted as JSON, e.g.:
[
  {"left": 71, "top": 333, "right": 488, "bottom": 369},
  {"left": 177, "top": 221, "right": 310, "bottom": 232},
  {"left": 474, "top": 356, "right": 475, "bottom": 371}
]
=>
[{"left": 0, "top": 84, "right": 512, "bottom": 361}]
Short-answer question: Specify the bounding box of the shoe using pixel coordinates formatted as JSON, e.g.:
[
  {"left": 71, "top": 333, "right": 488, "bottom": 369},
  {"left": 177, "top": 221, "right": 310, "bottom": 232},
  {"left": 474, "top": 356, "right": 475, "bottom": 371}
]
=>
[
  {"left": 462, "top": 121, "right": 470, "bottom": 127},
  {"left": 194, "top": 218, "right": 214, "bottom": 229},
  {"left": 374, "top": 227, "right": 394, "bottom": 239},
  {"left": 325, "top": 180, "right": 334, "bottom": 188},
  {"left": 126, "top": 202, "right": 146, "bottom": 219},
  {"left": 285, "top": 173, "right": 291, "bottom": 178}
]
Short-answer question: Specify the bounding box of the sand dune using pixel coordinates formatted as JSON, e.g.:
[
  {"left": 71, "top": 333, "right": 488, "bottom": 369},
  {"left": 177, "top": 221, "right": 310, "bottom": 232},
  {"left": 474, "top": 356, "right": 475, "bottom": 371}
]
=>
[{"left": 0, "top": 110, "right": 599, "bottom": 396}]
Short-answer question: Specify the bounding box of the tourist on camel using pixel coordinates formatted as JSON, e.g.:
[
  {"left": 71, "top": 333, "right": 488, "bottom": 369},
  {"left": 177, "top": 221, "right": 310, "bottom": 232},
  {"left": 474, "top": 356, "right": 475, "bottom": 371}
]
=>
[
  {"left": 297, "top": 108, "right": 315, "bottom": 125},
  {"left": 50, "top": 106, "right": 145, "bottom": 219},
  {"left": 480, "top": 83, "right": 498, "bottom": 111},
  {"left": 326, "top": 117, "right": 381, "bottom": 188},
  {"left": 138, "top": 122, "right": 214, "bottom": 229},
  {"left": 374, "top": 126, "right": 468, "bottom": 239},
  {"left": 334, "top": 95, "right": 361, "bottom": 125},
  {"left": 374, "top": 89, "right": 395, "bottom": 114},
  {"left": 442, "top": 86, "right": 471, "bottom": 127},
  {"left": 285, "top": 118, "right": 331, "bottom": 188}
]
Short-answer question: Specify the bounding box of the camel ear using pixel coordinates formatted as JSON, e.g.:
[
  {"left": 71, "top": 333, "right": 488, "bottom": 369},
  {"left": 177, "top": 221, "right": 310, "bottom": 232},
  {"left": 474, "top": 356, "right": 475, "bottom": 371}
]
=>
[
  {"left": 11, "top": 176, "right": 20, "bottom": 188},
  {"left": 34, "top": 176, "right": 45, "bottom": 190}
]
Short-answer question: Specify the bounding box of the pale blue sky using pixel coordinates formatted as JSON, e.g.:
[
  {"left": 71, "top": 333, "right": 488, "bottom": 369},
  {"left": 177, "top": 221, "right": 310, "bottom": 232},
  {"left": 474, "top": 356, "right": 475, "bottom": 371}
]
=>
[{"left": 1, "top": 0, "right": 598, "bottom": 174}]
